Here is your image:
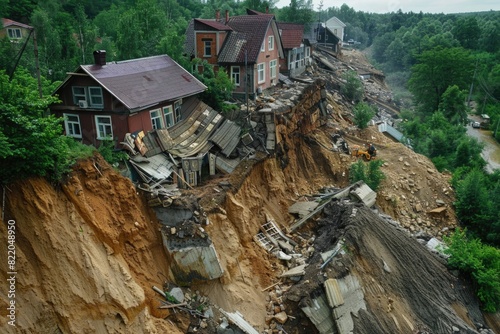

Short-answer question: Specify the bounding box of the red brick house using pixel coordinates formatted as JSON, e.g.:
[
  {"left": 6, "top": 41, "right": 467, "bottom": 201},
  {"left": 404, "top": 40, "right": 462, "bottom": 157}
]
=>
[
  {"left": 185, "top": 9, "right": 284, "bottom": 98},
  {"left": 50, "top": 51, "right": 206, "bottom": 147}
]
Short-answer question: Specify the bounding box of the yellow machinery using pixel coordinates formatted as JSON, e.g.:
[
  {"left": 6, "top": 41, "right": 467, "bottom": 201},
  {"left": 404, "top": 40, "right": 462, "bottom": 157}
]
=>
[{"left": 351, "top": 144, "right": 377, "bottom": 161}]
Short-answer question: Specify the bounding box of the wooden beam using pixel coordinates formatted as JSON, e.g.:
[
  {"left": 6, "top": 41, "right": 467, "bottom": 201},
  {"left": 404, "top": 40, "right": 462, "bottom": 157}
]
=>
[{"left": 66, "top": 72, "right": 88, "bottom": 76}]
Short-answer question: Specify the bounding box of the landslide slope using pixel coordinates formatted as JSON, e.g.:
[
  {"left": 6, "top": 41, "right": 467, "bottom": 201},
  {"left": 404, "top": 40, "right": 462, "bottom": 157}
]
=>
[{"left": 0, "top": 154, "right": 181, "bottom": 334}]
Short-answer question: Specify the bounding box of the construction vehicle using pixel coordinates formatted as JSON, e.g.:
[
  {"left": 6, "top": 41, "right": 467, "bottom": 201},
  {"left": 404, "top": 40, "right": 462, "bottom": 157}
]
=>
[{"left": 351, "top": 144, "right": 377, "bottom": 161}]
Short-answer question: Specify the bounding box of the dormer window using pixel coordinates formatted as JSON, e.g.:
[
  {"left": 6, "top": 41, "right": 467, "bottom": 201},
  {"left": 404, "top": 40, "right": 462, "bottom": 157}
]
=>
[
  {"left": 203, "top": 40, "right": 212, "bottom": 57},
  {"left": 7, "top": 28, "right": 22, "bottom": 39}
]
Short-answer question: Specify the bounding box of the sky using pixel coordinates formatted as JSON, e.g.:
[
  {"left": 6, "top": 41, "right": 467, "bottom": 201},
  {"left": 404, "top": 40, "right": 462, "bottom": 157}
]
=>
[{"left": 274, "top": 0, "right": 500, "bottom": 14}]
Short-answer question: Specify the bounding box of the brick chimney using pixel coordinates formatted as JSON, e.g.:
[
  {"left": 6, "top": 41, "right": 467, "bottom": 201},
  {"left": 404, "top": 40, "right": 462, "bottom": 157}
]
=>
[
  {"left": 216, "top": 9, "right": 220, "bottom": 21},
  {"left": 225, "top": 10, "right": 229, "bottom": 24},
  {"left": 93, "top": 50, "right": 106, "bottom": 66}
]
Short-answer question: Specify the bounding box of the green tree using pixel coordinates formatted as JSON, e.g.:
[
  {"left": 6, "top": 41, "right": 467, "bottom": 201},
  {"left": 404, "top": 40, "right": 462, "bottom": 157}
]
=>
[
  {"left": 340, "top": 70, "right": 364, "bottom": 103},
  {"left": 438, "top": 85, "right": 468, "bottom": 125},
  {"left": 0, "top": 68, "right": 70, "bottom": 183},
  {"left": 454, "top": 169, "right": 491, "bottom": 239},
  {"left": 408, "top": 47, "right": 473, "bottom": 114},
  {"left": 452, "top": 17, "right": 481, "bottom": 50},
  {"left": 277, "top": 0, "right": 314, "bottom": 24},
  {"left": 349, "top": 159, "right": 385, "bottom": 191},
  {"left": 352, "top": 102, "right": 375, "bottom": 129}
]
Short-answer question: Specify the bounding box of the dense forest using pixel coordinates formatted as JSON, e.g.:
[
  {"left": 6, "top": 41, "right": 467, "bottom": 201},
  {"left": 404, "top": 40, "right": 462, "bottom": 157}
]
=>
[{"left": 1, "top": 0, "right": 499, "bottom": 311}]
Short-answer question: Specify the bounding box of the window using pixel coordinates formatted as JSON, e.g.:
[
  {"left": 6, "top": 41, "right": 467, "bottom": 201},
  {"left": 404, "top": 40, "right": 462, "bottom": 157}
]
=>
[
  {"left": 72, "top": 86, "right": 87, "bottom": 105},
  {"left": 88, "top": 87, "right": 103, "bottom": 108},
  {"left": 231, "top": 66, "right": 240, "bottom": 86},
  {"left": 63, "top": 114, "right": 82, "bottom": 138},
  {"left": 261, "top": 42, "right": 265, "bottom": 52},
  {"left": 257, "top": 63, "right": 265, "bottom": 83},
  {"left": 150, "top": 109, "right": 163, "bottom": 129},
  {"left": 95, "top": 116, "right": 113, "bottom": 140},
  {"left": 7, "top": 28, "right": 22, "bottom": 39},
  {"left": 174, "top": 100, "right": 182, "bottom": 122},
  {"left": 204, "top": 41, "right": 211, "bottom": 57},
  {"left": 305, "top": 47, "right": 310, "bottom": 58},
  {"left": 268, "top": 36, "right": 274, "bottom": 51},
  {"left": 269, "top": 60, "right": 277, "bottom": 79},
  {"left": 163, "top": 106, "right": 174, "bottom": 128}
]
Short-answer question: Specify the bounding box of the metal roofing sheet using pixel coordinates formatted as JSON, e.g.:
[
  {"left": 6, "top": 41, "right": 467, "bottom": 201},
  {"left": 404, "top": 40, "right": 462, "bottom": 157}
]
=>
[
  {"left": 219, "top": 309, "right": 259, "bottom": 334},
  {"left": 324, "top": 278, "right": 344, "bottom": 308},
  {"left": 378, "top": 122, "right": 404, "bottom": 142},
  {"left": 129, "top": 154, "right": 175, "bottom": 181},
  {"left": 209, "top": 119, "right": 241, "bottom": 157},
  {"left": 301, "top": 294, "right": 336, "bottom": 334},
  {"left": 81, "top": 55, "right": 206, "bottom": 111}
]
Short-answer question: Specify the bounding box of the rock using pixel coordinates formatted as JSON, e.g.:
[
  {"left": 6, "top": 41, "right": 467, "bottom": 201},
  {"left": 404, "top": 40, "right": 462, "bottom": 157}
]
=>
[
  {"left": 169, "top": 287, "right": 185, "bottom": 303},
  {"left": 274, "top": 311, "right": 288, "bottom": 324},
  {"left": 200, "top": 320, "right": 208, "bottom": 328},
  {"left": 170, "top": 227, "right": 176, "bottom": 234}
]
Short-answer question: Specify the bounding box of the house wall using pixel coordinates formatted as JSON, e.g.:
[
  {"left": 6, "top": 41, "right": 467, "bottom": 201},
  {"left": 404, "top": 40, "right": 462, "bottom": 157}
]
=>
[
  {"left": 254, "top": 25, "right": 281, "bottom": 92},
  {"left": 195, "top": 31, "right": 227, "bottom": 64},
  {"left": 0, "top": 25, "right": 31, "bottom": 40}
]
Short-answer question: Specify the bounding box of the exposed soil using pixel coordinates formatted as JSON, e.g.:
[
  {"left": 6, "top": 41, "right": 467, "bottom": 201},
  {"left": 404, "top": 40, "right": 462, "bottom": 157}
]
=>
[{"left": 0, "top": 48, "right": 497, "bottom": 334}]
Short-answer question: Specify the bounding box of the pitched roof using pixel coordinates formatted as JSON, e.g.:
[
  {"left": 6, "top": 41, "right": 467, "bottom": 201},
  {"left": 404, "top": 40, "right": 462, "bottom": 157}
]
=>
[
  {"left": 326, "top": 16, "right": 346, "bottom": 28},
  {"left": 2, "top": 18, "right": 33, "bottom": 30},
  {"left": 218, "top": 15, "right": 274, "bottom": 64},
  {"left": 74, "top": 55, "right": 206, "bottom": 112},
  {"left": 194, "top": 18, "right": 232, "bottom": 31},
  {"left": 184, "top": 19, "right": 232, "bottom": 57},
  {"left": 277, "top": 22, "right": 304, "bottom": 49}
]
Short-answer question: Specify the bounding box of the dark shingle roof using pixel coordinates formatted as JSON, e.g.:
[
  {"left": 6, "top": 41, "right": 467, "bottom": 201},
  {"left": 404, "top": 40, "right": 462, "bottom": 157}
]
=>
[
  {"left": 80, "top": 55, "right": 206, "bottom": 111},
  {"left": 194, "top": 19, "right": 232, "bottom": 31},
  {"left": 277, "top": 22, "right": 304, "bottom": 49},
  {"left": 218, "top": 15, "right": 273, "bottom": 64}
]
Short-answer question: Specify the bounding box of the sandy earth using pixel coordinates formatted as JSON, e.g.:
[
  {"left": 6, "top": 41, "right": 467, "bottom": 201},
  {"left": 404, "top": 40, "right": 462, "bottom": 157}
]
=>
[{"left": 0, "top": 48, "right": 497, "bottom": 334}]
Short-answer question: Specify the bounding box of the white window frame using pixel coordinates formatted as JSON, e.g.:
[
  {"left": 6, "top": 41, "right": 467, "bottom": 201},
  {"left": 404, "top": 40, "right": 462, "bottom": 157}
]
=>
[
  {"left": 88, "top": 86, "right": 103, "bottom": 108},
  {"left": 163, "top": 106, "right": 174, "bottom": 128},
  {"left": 174, "top": 100, "right": 182, "bottom": 122},
  {"left": 7, "top": 28, "right": 22, "bottom": 39},
  {"left": 95, "top": 116, "right": 113, "bottom": 140},
  {"left": 257, "top": 63, "right": 265, "bottom": 83},
  {"left": 203, "top": 40, "right": 211, "bottom": 57},
  {"left": 63, "top": 113, "right": 82, "bottom": 139},
  {"left": 269, "top": 60, "right": 277, "bottom": 79},
  {"left": 72, "top": 86, "right": 87, "bottom": 105},
  {"left": 261, "top": 41, "right": 265, "bottom": 52},
  {"left": 150, "top": 109, "right": 163, "bottom": 129},
  {"left": 231, "top": 66, "right": 240, "bottom": 86},
  {"left": 268, "top": 36, "right": 274, "bottom": 51}
]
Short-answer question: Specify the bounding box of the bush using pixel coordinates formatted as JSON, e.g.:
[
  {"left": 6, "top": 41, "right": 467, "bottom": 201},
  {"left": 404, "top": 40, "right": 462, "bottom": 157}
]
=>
[
  {"left": 353, "top": 102, "right": 376, "bottom": 129},
  {"left": 349, "top": 159, "right": 386, "bottom": 191},
  {"left": 444, "top": 229, "right": 500, "bottom": 312},
  {"left": 340, "top": 70, "right": 364, "bottom": 102},
  {"left": 97, "top": 140, "right": 128, "bottom": 167}
]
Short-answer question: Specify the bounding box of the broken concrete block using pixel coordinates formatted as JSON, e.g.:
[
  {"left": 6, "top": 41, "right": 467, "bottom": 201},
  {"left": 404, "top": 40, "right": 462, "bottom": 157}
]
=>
[{"left": 274, "top": 311, "right": 288, "bottom": 324}]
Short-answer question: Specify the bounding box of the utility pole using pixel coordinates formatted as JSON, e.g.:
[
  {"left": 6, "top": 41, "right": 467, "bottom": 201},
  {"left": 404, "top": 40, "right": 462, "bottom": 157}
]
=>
[
  {"left": 33, "top": 29, "right": 43, "bottom": 98},
  {"left": 467, "top": 59, "right": 478, "bottom": 107}
]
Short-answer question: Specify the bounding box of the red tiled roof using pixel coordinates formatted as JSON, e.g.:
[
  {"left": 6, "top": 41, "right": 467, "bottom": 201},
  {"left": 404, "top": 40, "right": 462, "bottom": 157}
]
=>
[
  {"left": 78, "top": 55, "right": 206, "bottom": 111},
  {"left": 2, "top": 18, "right": 33, "bottom": 30},
  {"left": 277, "top": 22, "right": 304, "bottom": 49}
]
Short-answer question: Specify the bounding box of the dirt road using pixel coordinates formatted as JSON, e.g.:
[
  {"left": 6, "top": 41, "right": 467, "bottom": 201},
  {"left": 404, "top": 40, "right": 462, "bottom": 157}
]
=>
[{"left": 466, "top": 123, "right": 500, "bottom": 173}]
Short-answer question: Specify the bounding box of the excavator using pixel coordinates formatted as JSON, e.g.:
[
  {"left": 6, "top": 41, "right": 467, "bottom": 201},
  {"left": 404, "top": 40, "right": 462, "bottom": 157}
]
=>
[{"left": 350, "top": 143, "right": 377, "bottom": 161}]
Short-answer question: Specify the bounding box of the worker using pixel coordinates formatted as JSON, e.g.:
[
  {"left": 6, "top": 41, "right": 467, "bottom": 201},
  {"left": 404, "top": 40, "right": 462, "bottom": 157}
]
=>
[{"left": 367, "top": 143, "right": 376, "bottom": 157}]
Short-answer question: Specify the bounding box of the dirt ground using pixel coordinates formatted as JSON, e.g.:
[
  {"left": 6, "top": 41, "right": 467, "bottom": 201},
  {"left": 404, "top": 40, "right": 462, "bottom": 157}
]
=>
[{"left": 0, "top": 47, "right": 496, "bottom": 334}]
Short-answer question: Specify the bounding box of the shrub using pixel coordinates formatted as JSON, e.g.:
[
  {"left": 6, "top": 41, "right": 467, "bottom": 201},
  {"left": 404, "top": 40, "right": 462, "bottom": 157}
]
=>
[
  {"left": 340, "top": 70, "right": 364, "bottom": 102},
  {"left": 353, "top": 102, "right": 376, "bottom": 129},
  {"left": 444, "top": 229, "right": 500, "bottom": 312},
  {"left": 349, "top": 159, "right": 386, "bottom": 191}
]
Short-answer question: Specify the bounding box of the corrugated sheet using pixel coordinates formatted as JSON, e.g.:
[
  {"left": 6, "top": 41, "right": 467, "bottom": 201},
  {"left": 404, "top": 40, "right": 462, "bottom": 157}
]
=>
[
  {"left": 156, "top": 101, "right": 223, "bottom": 158},
  {"left": 378, "top": 122, "right": 404, "bottom": 142},
  {"left": 129, "top": 154, "right": 175, "bottom": 181},
  {"left": 215, "top": 155, "right": 241, "bottom": 174},
  {"left": 324, "top": 278, "right": 344, "bottom": 308},
  {"left": 332, "top": 275, "right": 367, "bottom": 334},
  {"left": 219, "top": 309, "right": 259, "bottom": 334},
  {"left": 209, "top": 119, "right": 241, "bottom": 157},
  {"left": 301, "top": 294, "right": 336, "bottom": 334}
]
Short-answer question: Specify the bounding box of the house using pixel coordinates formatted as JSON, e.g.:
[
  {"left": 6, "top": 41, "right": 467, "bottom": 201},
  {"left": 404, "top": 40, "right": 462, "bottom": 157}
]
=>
[
  {"left": 50, "top": 50, "right": 207, "bottom": 147},
  {"left": 325, "top": 17, "right": 346, "bottom": 43},
  {"left": 185, "top": 9, "right": 285, "bottom": 98},
  {"left": 277, "top": 22, "right": 311, "bottom": 78},
  {"left": 1, "top": 18, "right": 33, "bottom": 42},
  {"left": 313, "top": 23, "right": 341, "bottom": 53}
]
